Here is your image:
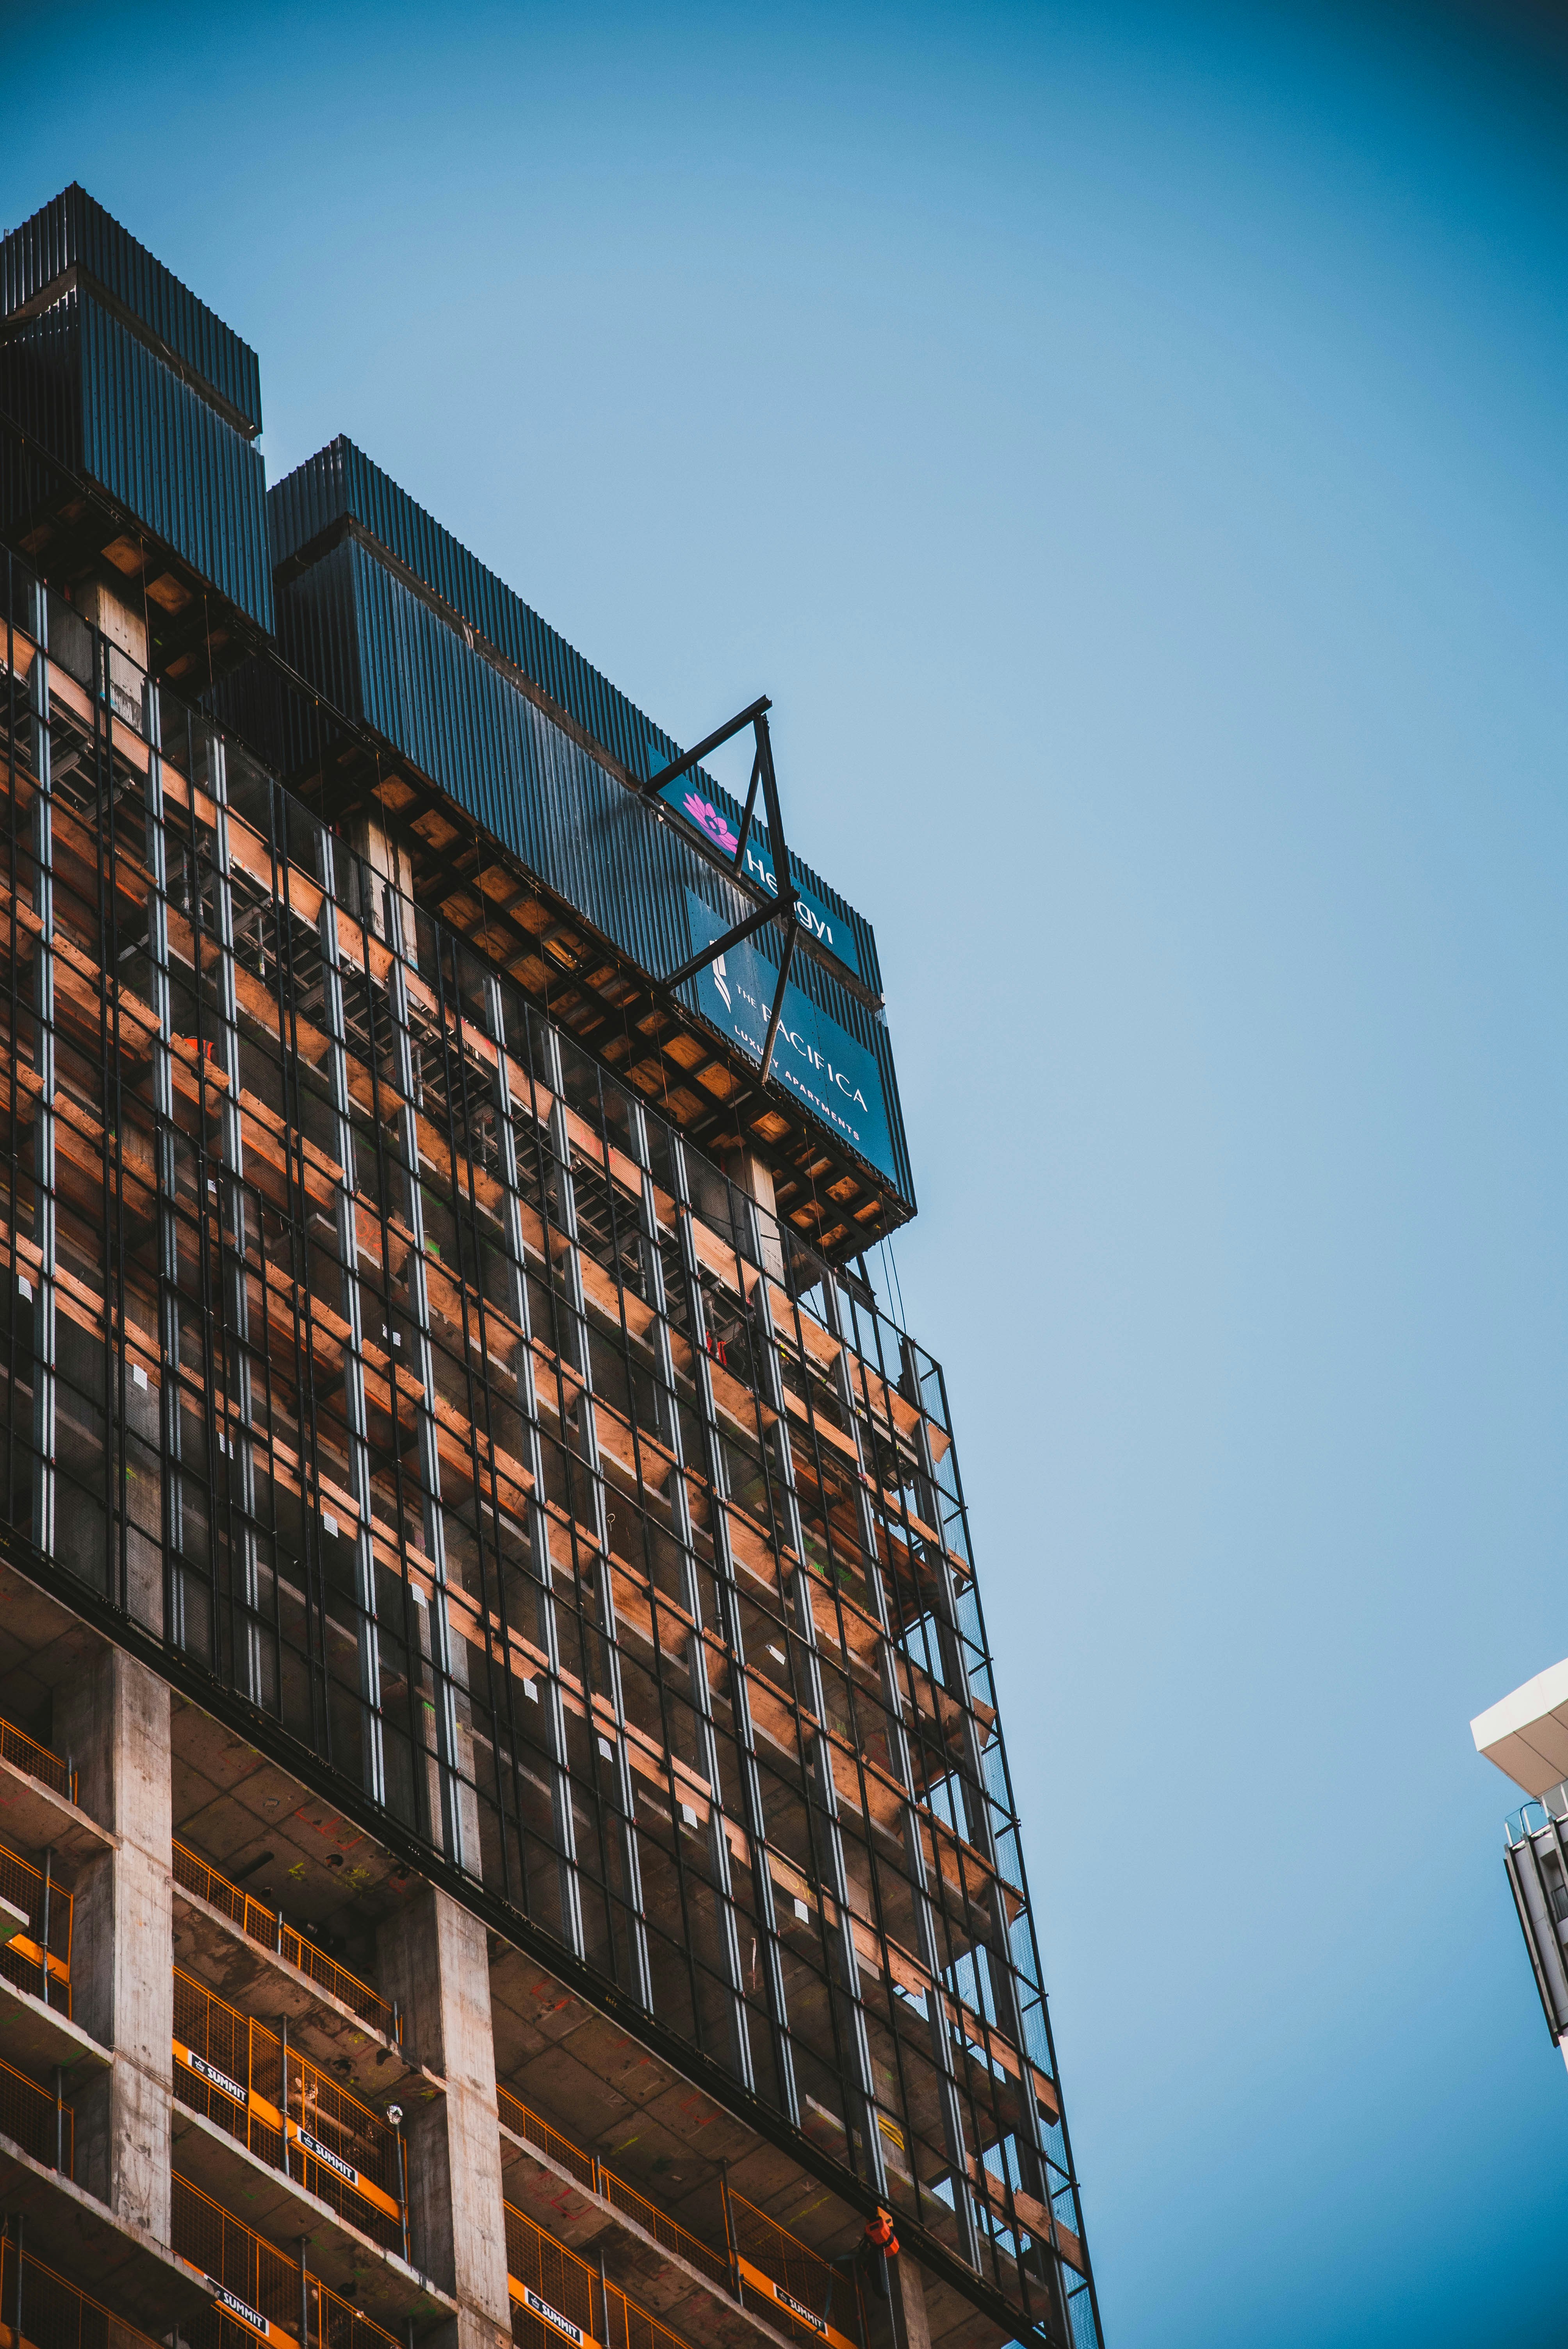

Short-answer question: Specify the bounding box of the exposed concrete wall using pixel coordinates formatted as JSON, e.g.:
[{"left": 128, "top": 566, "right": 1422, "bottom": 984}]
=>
[
  {"left": 725, "top": 1147, "right": 785, "bottom": 1283},
  {"left": 379, "top": 1888, "right": 511, "bottom": 2349},
  {"left": 345, "top": 810, "right": 413, "bottom": 942},
  {"left": 77, "top": 579, "right": 149, "bottom": 671},
  {"left": 54, "top": 1646, "right": 172, "bottom": 2240}
]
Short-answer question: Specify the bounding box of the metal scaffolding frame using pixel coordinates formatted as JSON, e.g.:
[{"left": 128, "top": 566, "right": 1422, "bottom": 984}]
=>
[{"left": 0, "top": 543, "right": 1101, "bottom": 2349}]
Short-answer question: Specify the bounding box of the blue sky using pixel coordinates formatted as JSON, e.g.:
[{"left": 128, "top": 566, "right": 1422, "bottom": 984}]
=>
[{"left": 8, "top": 2, "right": 1568, "bottom": 2340}]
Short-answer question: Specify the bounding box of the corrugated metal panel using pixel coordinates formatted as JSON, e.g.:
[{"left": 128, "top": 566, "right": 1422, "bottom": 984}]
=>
[
  {"left": 0, "top": 184, "right": 262, "bottom": 434},
  {"left": 267, "top": 439, "right": 882, "bottom": 997},
  {"left": 273, "top": 535, "right": 912, "bottom": 1202},
  {"left": 77, "top": 294, "right": 272, "bottom": 631},
  {"left": 0, "top": 289, "right": 271, "bottom": 632},
  {"left": 0, "top": 289, "right": 83, "bottom": 483},
  {"left": 340, "top": 537, "right": 692, "bottom": 986}
]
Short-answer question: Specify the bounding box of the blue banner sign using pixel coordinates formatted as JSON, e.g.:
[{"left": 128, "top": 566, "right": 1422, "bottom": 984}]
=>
[
  {"left": 682, "top": 894, "right": 895, "bottom": 1184},
  {"left": 659, "top": 780, "right": 863, "bottom": 981}
]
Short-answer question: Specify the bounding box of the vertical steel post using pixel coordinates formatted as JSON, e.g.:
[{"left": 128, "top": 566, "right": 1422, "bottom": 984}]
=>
[
  {"left": 313, "top": 831, "right": 386, "bottom": 1809},
  {"left": 664, "top": 1130, "right": 799, "bottom": 2121},
  {"left": 720, "top": 2158, "right": 742, "bottom": 2305},
  {"left": 817, "top": 1273, "right": 978, "bottom": 2268},
  {"left": 627, "top": 1100, "right": 757, "bottom": 2089},
  {"left": 279, "top": 2013, "right": 290, "bottom": 2178},
  {"left": 482, "top": 978, "right": 584, "bottom": 1959},
  {"left": 26, "top": 579, "right": 55, "bottom": 1565},
  {"left": 912, "top": 1409, "right": 1058, "bottom": 2288},
  {"left": 143, "top": 673, "right": 187, "bottom": 1645},
  {"left": 209, "top": 736, "right": 262, "bottom": 1701},
  {"left": 741, "top": 1248, "right": 884, "bottom": 2194},
  {"left": 534, "top": 1020, "right": 649, "bottom": 2009},
  {"left": 38, "top": 1847, "right": 50, "bottom": 2010},
  {"left": 382, "top": 886, "right": 464, "bottom": 1868}
]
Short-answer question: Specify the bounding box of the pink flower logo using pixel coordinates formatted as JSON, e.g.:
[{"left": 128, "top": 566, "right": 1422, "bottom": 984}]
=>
[{"left": 682, "top": 790, "right": 738, "bottom": 853}]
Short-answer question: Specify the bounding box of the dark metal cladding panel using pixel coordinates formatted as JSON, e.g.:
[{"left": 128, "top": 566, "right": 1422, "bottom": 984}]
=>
[
  {"left": 265, "top": 533, "right": 367, "bottom": 767},
  {"left": 276, "top": 536, "right": 914, "bottom": 1201},
  {"left": 0, "top": 291, "right": 84, "bottom": 492},
  {"left": 0, "top": 183, "right": 262, "bottom": 434},
  {"left": 77, "top": 292, "right": 273, "bottom": 633},
  {"left": 266, "top": 439, "right": 882, "bottom": 995},
  {"left": 341, "top": 537, "right": 691, "bottom": 988}
]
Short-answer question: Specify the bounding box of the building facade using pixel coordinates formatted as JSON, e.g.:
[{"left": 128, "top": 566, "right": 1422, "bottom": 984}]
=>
[{"left": 0, "top": 185, "right": 1099, "bottom": 2349}]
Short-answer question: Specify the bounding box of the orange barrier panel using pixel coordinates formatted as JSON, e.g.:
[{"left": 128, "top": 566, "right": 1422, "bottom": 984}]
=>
[
  {"left": 504, "top": 2198, "right": 705, "bottom": 2349},
  {"left": 728, "top": 2191, "right": 864, "bottom": 2349},
  {"left": 172, "top": 2172, "right": 398, "bottom": 2349},
  {"left": 173, "top": 1969, "right": 406, "bottom": 2256},
  {"left": 0, "top": 1843, "right": 71, "bottom": 2016},
  {"left": 495, "top": 2083, "right": 863, "bottom": 2349}
]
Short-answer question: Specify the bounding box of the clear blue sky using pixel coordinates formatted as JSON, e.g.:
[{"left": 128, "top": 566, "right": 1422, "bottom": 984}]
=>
[{"left": 8, "top": 2, "right": 1568, "bottom": 2339}]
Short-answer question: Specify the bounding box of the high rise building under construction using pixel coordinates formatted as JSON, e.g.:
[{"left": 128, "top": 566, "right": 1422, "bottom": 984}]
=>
[{"left": 0, "top": 184, "right": 1100, "bottom": 2349}]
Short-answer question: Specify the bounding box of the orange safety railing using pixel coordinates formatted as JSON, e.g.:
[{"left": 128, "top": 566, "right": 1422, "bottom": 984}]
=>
[
  {"left": 0, "top": 2223, "right": 163, "bottom": 2349},
  {"left": 498, "top": 2084, "right": 726, "bottom": 2289},
  {"left": 0, "top": 1842, "right": 71, "bottom": 2016},
  {"left": 497, "top": 2085, "right": 595, "bottom": 2190},
  {"left": 495, "top": 2086, "right": 737, "bottom": 2283},
  {"left": 173, "top": 2173, "right": 398, "bottom": 2349},
  {"left": 495, "top": 2085, "right": 863, "bottom": 2349},
  {"left": 506, "top": 2197, "right": 712, "bottom": 2349},
  {"left": 600, "top": 2165, "right": 732, "bottom": 2297},
  {"left": 727, "top": 2190, "right": 864, "bottom": 2349},
  {"left": 173, "top": 1969, "right": 406, "bottom": 2257},
  {"left": 0, "top": 2048, "right": 70, "bottom": 2175},
  {"left": 0, "top": 1716, "right": 75, "bottom": 1806},
  {"left": 173, "top": 1840, "right": 400, "bottom": 2043}
]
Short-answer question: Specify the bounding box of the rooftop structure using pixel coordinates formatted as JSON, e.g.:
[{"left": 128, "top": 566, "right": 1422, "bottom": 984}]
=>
[{"left": 0, "top": 184, "right": 1100, "bottom": 2349}]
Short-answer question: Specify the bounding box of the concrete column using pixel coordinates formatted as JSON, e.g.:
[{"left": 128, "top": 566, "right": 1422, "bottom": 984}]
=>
[
  {"left": 53, "top": 1647, "right": 172, "bottom": 2239},
  {"left": 895, "top": 2255, "right": 934, "bottom": 2349},
  {"left": 77, "top": 578, "right": 149, "bottom": 672},
  {"left": 379, "top": 1889, "right": 511, "bottom": 2349}
]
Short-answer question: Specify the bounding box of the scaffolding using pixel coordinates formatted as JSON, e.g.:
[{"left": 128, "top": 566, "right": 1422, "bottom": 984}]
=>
[{"left": 0, "top": 545, "right": 1096, "bottom": 2349}]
